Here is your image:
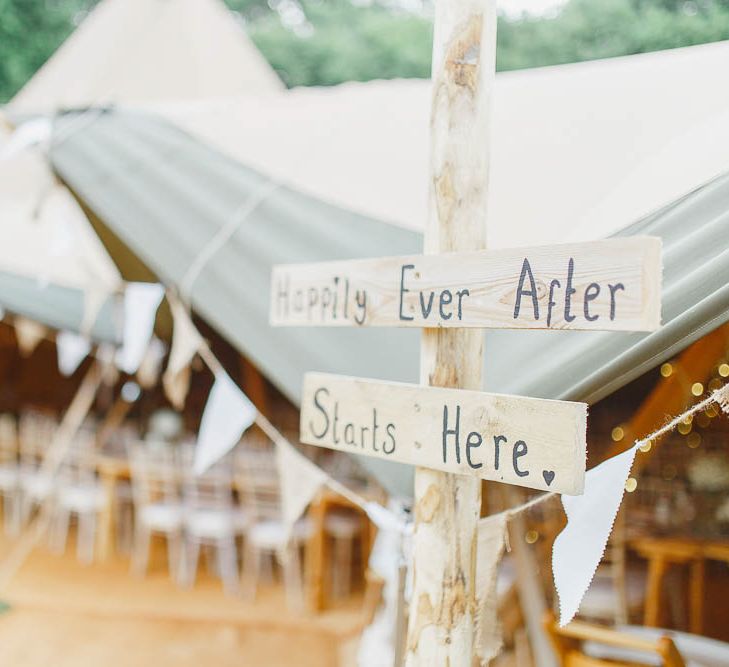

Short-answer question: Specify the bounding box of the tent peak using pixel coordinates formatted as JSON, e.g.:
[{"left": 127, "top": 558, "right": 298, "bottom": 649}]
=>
[{"left": 8, "top": 0, "right": 283, "bottom": 115}]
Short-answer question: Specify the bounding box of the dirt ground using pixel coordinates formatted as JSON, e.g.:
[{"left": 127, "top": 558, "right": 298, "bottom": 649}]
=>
[{"left": 0, "top": 534, "right": 366, "bottom": 666}]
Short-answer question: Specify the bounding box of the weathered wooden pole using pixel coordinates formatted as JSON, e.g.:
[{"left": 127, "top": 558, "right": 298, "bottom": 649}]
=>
[{"left": 405, "top": 0, "right": 497, "bottom": 664}]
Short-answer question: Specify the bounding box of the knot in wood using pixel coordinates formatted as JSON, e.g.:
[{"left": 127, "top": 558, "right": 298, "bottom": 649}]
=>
[
  {"left": 415, "top": 483, "right": 441, "bottom": 523},
  {"left": 444, "top": 14, "right": 483, "bottom": 93}
]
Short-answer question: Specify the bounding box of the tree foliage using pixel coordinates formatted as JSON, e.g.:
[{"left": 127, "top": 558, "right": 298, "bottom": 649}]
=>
[
  {"left": 246, "top": 1, "right": 433, "bottom": 87},
  {"left": 1, "top": 0, "right": 729, "bottom": 101},
  {"left": 497, "top": 0, "right": 729, "bottom": 71},
  {"left": 0, "top": 0, "right": 92, "bottom": 102}
]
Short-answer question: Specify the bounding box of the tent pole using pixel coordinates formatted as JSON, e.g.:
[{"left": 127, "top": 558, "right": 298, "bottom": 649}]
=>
[
  {"left": 95, "top": 392, "right": 134, "bottom": 450},
  {"left": 506, "top": 488, "right": 557, "bottom": 667},
  {"left": 405, "top": 0, "right": 496, "bottom": 664}
]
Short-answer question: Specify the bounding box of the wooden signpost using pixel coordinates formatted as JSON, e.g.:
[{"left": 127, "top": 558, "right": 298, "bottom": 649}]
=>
[
  {"left": 269, "top": 0, "right": 662, "bottom": 663},
  {"left": 271, "top": 237, "right": 661, "bottom": 331},
  {"left": 300, "top": 373, "right": 586, "bottom": 495}
]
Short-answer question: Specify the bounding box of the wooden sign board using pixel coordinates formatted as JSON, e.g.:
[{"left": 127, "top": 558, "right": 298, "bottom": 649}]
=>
[
  {"left": 271, "top": 237, "right": 661, "bottom": 331},
  {"left": 300, "top": 373, "right": 587, "bottom": 495}
]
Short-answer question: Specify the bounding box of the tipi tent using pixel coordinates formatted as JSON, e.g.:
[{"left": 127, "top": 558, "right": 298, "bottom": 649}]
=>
[
  {"left": 1, "top": 0, "right": 282, "bottom": 339},
  {"left": 45, "top": 44, "right": 729, "bottom": 493},
  {"left": 141, "top": 40, "right": 729, "bottom": 247},
  {"left": 4, "top": 33, "right": 729, "bottom": 492},
  {"left": 8, "top": 0, "right": 282, "bottom": 115}
]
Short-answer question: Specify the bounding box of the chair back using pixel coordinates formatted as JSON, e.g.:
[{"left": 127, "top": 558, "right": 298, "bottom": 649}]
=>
[
  {"left": 178, "top": 443, "right": 234, "bottom": 512},
  {"left": 129, "top": 440, "right": 179, "bottom": 509},
  {"left": 57, "top": 428, "right": 98, "bottom": 488},
  {"left": 235, "top": 445, "right": 281, "bottom": 522},
  {"left": 18, "top": 410, "right": 57, "bottom": 468},
  {"left": 544, "top": 611, "right": 686, "bottom": 667}
]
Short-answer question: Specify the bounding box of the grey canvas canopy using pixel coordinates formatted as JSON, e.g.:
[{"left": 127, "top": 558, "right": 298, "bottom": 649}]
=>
[
  {"left": 0, "top": 271, "right": 120, "bottom": 343},
  {"left": 48, "top": 109, "right": 729, "bottom": 496}
]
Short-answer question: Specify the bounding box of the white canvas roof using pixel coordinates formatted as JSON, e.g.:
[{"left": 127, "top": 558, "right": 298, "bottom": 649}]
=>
[
  {"left": 8, "top": 0, "right": 282, "bottom": 114},
  {"left": 0, "top": 120, "right": 120, "bottom": 293},
  {"left": 49, "top": 107, "right": 729, "bottom": 495},
  {"left": 0, "top": 0, "right": 283, "bottom": 335},
  {"left": 143, "top": 40, "right": 729, "bottom": 248}
]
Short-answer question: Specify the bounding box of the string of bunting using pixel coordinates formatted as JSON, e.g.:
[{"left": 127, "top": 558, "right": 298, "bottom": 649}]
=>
[
  {"left": 476, "top": 382, "right": 729, "bottom": 629},
  {"left": 6, "top": 273, "right": 729, "bottom": 635},
  {"left": 484, "top": 383, "right": 729, "bottom": 525},
  {"left": 164, "top": 290, "right": 409, "bottom": 538}
]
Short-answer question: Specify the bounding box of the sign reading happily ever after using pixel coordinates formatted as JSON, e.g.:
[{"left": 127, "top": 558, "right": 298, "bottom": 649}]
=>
[
  {"left": 299, "top": 373, "right": 588, "bottom": 495},
  {"left": 271, "top": 237, "right": 661, "bottom": 331}
]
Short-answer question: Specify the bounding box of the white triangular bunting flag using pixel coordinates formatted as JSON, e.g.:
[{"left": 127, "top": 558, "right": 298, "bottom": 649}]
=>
[
  {"left": 553, "top": 444, "right": 639, "bottom": 626},
  {"left": 356, "top": 504, "right": 408, "bottom": 667},
  {"left": 364, "top": 501, "right": 407, "bottom": 533},
  {"left": 56, "top": 330, "right": 91, "bottom": 376},
  {"left": 81, "top": 284, "right": 111, "bottom": 337},
  {"left": 136, "top": 336, "right": 167, "bottom": 389},
  {"left": 163, "top": 298, "right": 203, "bottom": 409},
  {"left": 116, "top": 282, "right": 164, "bottom": 374},
  {"left": 274, "top": 439, "right": 328, "bottom": 540},
  {"left": 14, "top": 317, "right": 46, "bottom": 357},
  {"left": 475, "top": 513, "right": 508, "bottom": 664},
  {"left": 194, "top": 371, "right": 256, "bottom": 474}
]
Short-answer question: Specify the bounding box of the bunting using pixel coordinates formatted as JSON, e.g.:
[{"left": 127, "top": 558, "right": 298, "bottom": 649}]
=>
[
  {"left": 274, "top": 439, "right": 329, "bottom": 540},
  {"left": 56, "top": 330, "right": 91, "bottom": 376},
  {"left": 136, "top": 336, "right": 167, "bottom": 389},
  {"left": 475, "top": 513, "right": 509, "bottom": 663},
  {"left": 193, "top": 370, "right": 256, "bottom": 474},
  {"left": 14, "top": 317, "right": 46, "bottom": 357},
  {"left": 552, "top": 445, "right": 638, "bottom": 626},
  {"left": 116, "top": 282, "right": 164, "bottom": 374},
  {"left": 163, "top": 297, "right": 203, "bottom": 409}
]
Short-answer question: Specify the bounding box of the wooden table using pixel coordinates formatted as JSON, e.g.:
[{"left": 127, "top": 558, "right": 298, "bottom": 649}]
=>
[
  {"left": 631, "top": 536, "right": 729, "bottom": 634},
  {"left": 305, "top": 486, "right": 382, "bottom": 612},
  {"left": 95, "top": 454, "right": 132, "bottom": 561}
]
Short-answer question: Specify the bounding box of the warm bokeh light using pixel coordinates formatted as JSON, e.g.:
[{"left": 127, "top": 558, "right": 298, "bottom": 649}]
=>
[
  {"left": 611, "top": 426, "right": 624, "bottom": 441},
  {"left": 687, "top": 432, "right": 701, "bottom": 448},
  {"left": 691, "top": 382, "right": 704, "bottom": 396},
  {"left": 718, "top": 363, "right": 729, "bottom": 378},
  {"left": 639, "top": 441, "right": 652, "bottom": 453},
  {"left": 625, "top": 477, "right": 638, "bottom": 492},
  {"left": 696, "top": 412, "right": 711, "bottom": 428},
  {"left": 525, "top": 530, "right": 539, "bottom": 544},
  {"left": 660, "top": 362, "right": 673, "bottom": 378}
]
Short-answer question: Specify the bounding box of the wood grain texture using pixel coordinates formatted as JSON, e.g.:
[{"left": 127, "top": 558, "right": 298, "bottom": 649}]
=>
[
  {"left": 406, "top": 0, "right": 497, "bottom": 663},
  {"left": 300, "top": 373, "right": 586, "bottom": 494},
  {"left": 271, "top": 237, "right": 662, "bottom": 331}
]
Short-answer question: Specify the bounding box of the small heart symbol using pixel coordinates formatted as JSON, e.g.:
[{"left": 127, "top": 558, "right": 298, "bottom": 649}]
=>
[{"left": 542, "top": 470, "right": 555, "bottom": 486}]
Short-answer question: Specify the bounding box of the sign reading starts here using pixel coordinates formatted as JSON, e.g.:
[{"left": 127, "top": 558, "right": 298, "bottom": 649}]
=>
[
  {"left": 271, "top": 237, "right": 661, "bottom": 332},
  {"left": 300, "top": 373, "right": 588, "bottom": 495}
]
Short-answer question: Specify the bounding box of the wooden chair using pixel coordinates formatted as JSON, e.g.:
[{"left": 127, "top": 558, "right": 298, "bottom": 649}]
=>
[
  {"left": 50, "top": 428, "right": 105, "bottom": 563},
  {"left": 18, "top": 411, "right": 57, "bottom": 526},
  {"left": 235, "top": 446, "right": 310, "bottom": 610},
  {"left": 0, "top": 413, "right": 20, "bottom": 535},
  {"left": 128, "top": 440, "right": 185, "bottom": 583},
  {"left": 178, "top": 445, "right": 243, "bottom": 595},
  {"left": 543, "top": 611, "right": 685, "bottom": 667},
  {"left": 321, "top": 453, "right": 367, "bottom": 598}
]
